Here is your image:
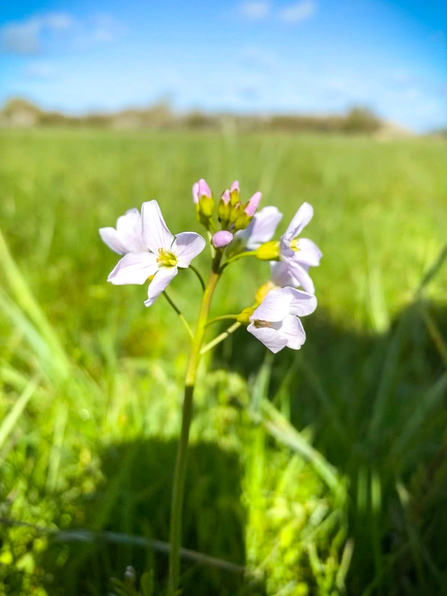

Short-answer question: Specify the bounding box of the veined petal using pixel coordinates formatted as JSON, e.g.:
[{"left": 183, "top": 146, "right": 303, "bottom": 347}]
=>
[
  {"left": 116, "top": 208, "right": 146, "bottom": 253},
  {"left": 251, "top": 289, "right": 292, "bottom": 323},
  {"left": 142, "top": 200, "right": 174, "bottom": 253},
  {"left": 280, "top": 287, "right": 317, "bottom": 317},
  {"left": 296, "top": 238, "right": 322, "bottom": 267},
  {"left": 172, "top": 232, "right": 206, "bottom": 268},
  {"left": 279, "top": 315, "right": 306, "bottom": 350},
  {"left": 108, "top": 252, "right": 158, "bottom": 285},
  {"left": 144, "top": 266, "right": 178, "bottom": 307},
  {"left": 284, "top": 202, "right": 314, "bottom": 241},
  {"left": 287, "top": 260, "right": 316, "bottom": 294},
  {"left": 237, "top": 206, "right": 283, "bottom": 250},
  {"left": 99, "top": 227, "right": 128, "bottom": 255},
  {"left": 248, "top": 323, "right": 288, "bottom": 353}
]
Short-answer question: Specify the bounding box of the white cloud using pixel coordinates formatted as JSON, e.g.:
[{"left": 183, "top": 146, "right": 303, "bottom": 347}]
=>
[
  {"left": 277, "top": 0, "right": 316, "bottom": 23},
  {"left": 73, "top": 14, "right": 125, "bottom": 49},
  {"left": 1, "top": 13, "right": 73, "bottom": 54},
  {"left": 238, "top": 1, "right": 271, "bottom": 20},
  {"left": 238, "top": 0, "right": 316, "bottom": 24}
]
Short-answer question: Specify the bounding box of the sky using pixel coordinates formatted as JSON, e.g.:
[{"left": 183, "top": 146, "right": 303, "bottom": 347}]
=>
[{"left": 0, "top": 0, "right": 445, "bottom": 132}]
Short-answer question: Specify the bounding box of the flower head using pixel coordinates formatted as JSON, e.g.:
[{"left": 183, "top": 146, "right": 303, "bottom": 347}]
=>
[
  {"left": 248, "top": 287, "right": 317, "bottom": 353},
  {"left": 275, "top": 202, "right": 322, "bottom": 294},
  {"left": 106, "top": 200, "right": 206, "bottom": 307},
  {"left": 236, "top": 206, "right": 283, "bottom": 250}
]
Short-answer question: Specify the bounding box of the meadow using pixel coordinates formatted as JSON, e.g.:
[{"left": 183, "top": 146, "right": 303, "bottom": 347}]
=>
[{"left": 0, "top": 128, "right": 446, "bottom": 596}]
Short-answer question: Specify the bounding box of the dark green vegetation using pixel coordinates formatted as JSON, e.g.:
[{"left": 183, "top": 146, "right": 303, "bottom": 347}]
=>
[{"left": 0, "top": 129, "right": 446, "bottom": 595}]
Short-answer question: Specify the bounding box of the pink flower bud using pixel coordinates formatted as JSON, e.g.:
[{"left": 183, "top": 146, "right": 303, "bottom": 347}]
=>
[
  {"left": 198, "top": 178, "right": 212, "bottom": 198},
  {"left": 192, "top": 182, "right": 199, "bottom": 204},
  {"left": 221, "top": 189, "right": 231, "bottom": 204},
  {"left": 245, "top": 191, "right": 262, "bottom": 216},
  {"left": 230, "top": 180, "right": 239, "bottom": 192},
  {"left": 212, "top": 230, "right": 233, "bottom": 248}
]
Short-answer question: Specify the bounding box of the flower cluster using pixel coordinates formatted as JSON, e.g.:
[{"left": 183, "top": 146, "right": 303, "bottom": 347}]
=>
[{"left": 100, "top": 178, "right": 322, "bottom": 353}]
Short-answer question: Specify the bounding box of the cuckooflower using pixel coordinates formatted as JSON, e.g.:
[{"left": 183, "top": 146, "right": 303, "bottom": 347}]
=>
[
  {"left": 274, "top": 202, "right": 322, "bottom": 294},
  {"left": 248, "top": 286, "right": 317, "bottom": 353},
  {"left": 106, "top": 200, "right": 206, "bottom": 307},
  {"left": 235, "top": 206, "right": 283, "bottom": 250},
  {"left": 99, "top": 208, "right": 146, "bottom": 255}
]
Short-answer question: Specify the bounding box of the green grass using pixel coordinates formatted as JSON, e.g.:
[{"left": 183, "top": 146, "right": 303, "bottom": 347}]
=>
[{"left": 0, "top": 128, "right": 446, "bottom": 596}]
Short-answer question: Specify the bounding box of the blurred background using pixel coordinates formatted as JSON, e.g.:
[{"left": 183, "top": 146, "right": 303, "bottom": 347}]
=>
[{"left": 0, "top": 1, "right": 446, "bottom": 595}]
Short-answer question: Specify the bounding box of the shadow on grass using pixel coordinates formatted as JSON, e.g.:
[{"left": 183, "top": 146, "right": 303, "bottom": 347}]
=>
[
  {"left": 35, "top": 300, "right": 447, "bottom": 595},
  {"left": 39, "top": 439, "right": 265, "bottom": 596},
  {"left": 212, "top": 299, "right": 447, "bottom": 594}
]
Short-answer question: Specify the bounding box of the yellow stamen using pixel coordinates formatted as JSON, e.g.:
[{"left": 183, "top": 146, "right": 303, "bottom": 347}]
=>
[
  {"left": 290, "top": 239, "right": 301, "bottom": 252},
  {"left": 254, "top": 320, "right": 271, "bottom": 329},
  {"left": 157, "top": 249, "right": 177, "bottom": 267}
]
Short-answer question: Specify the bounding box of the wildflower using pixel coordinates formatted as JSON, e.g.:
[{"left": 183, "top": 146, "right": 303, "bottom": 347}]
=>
[
  {"left": 274, "top": 202, "right": 322, "bottom": 294},
  {"left": 247, "top": 286, "right": 317, "bottom": 353},
  {"left": 99, "top": 208, "right": 146, "bottom": 255},
  {"left": 106, "top": 200, "right": 206, "bottom": 307},
  {"left": 217, "top": 181, "right": 262, "bottom": 230},
  {"left": 238, "top": 206, "right": 283, "bottom": 250},
  {"left": 212, "top": 230, "right": 233, "bottom": 248}
]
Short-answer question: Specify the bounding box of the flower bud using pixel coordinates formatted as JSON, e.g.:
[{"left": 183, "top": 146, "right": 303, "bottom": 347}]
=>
[
  {"left": 244, "top": 192, "right": 262, "bottom": 217},
  {"left": 193, "top": 178, "right": 215, "bottom": 223},
  {"left": 212, "top": 230, "right": 233, "bottom": 248},
  {"left": 255, "top": 281, "right": 275, "bottom": 304},
  {"left": 217, "top": 190, "right": 231, "bottom": 223},
  {"left": 237, "top": 306, "right": 255, "bottom": 325},
  {"left": 255, "top": 240, "right": 280, "bottom": 260}
]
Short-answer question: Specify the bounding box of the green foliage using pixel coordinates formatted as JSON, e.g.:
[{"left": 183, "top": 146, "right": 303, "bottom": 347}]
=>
[{"left": 0, "top": 129, "right": 446, "bottom": 595}]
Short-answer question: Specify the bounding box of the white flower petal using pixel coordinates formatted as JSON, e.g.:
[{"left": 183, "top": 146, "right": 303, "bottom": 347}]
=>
[
  {"left": 99, "top": 227, "right": 127, "bottom": 255},
  {"left": 279, "top": 315, "right": 306, "bottom": 350},
  {"left": 237, "top": 206, "right": 283, "bottom": 250},
  {"left": 286, "top": 259, "right": 316, "bottom": 294},
  {"left": 251, "top": 289, "right": 292, "bottom": 323},
  {"left": 108, "top": 252, "right": 159, "bottom": 285},
  {"left": 142, "top": 200, "right": 174, "bottom": 253},
  {"left": 115, "top": 208, "right": 147, "bottom": 253},
  {"left": 172, "top": 232, "right": 206, "bottom": 268},
  {"left": 280, "top": 287, "right": 317, "bottom": 317},
  {"left": 271, "top": 261, "right": 300, "bottom": 287},
  {"left": 248, "top": 323, "right": 288, "bottom": 353},
  {"left": 144, "top": 266, "right": 178, "bottom": 307},
  {"left": 296, "top": 238, "right": 322, "bottom": 267},
  {"left": 284, "top": 202, "right": 314, "bottom": 241}
]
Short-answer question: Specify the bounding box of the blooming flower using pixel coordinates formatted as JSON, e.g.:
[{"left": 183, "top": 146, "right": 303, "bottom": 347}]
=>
[
  {"left": 235, "top": 206, "right": 283, "bottom": 250},
  {"left": 212, "top": 230, "right": 233, "bottom": 248},
  {"left": 273, "top": 202, "right": 322, "bottom": 294},
  {"left": 248, "top": 286, "right": 317, "bottom": 353},
  {"left": 99, "top": 208, "right": 146, "bottom": 255},
  {"left": 105, "top": 200, "right": 206, "bottom": 307}
]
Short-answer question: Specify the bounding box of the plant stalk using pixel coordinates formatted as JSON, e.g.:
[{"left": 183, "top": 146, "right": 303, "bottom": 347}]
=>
[{"left": 167, "top": 255, "right": 221, "bottom": 595}]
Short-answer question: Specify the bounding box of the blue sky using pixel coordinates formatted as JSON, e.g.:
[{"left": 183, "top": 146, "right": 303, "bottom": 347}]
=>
[{"left": 0, "top": 0, "right": 445, "bottom": 131}]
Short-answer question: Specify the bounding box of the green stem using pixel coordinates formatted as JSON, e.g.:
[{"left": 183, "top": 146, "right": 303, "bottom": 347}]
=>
[
  {"left": 205, "top": 314, "right": 239, "bottom": 327},
  {"left": 163, "top": 292, "right": 194, "bottom": 340},
  {"left": 168, "top": 255, "right": 222, "bottom": 595},
  {"left": 189, "top": 264, "right": 206, "bottom": 292},
  {"left": 220, "top": 250, "right": 256, "bottom": 272},
  {"left": 201, "top": 322, "right": 241, "bottom": 355}
]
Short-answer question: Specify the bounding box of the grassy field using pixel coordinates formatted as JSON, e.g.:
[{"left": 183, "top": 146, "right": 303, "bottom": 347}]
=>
[{"left": 0, "top": 128, "right": 446, "bottom": 596}]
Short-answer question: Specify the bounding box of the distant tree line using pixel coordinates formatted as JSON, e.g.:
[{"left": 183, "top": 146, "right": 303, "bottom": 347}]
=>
[{"left": 0, "top": 97, "right": 410, "bottom": 136}]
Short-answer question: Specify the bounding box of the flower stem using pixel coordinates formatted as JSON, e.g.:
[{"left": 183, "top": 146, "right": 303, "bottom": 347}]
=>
[
  {"left": 189, "top": 264, "right": 206, "bottom": 292},
  {"left": 200, "top": 322, "right": 241, "bottom": 355},
  {"left": 163, "top": 291, "right": 194, "bottom": 340},
  {"left": 220, "top": 250, "right": 257, "bottom": 272},
  {"left": 205, "top": 314, "right": 239, "bottom": 327},
  {"left": 167, "top": 256, "right": 221, "bottom": 595}
]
